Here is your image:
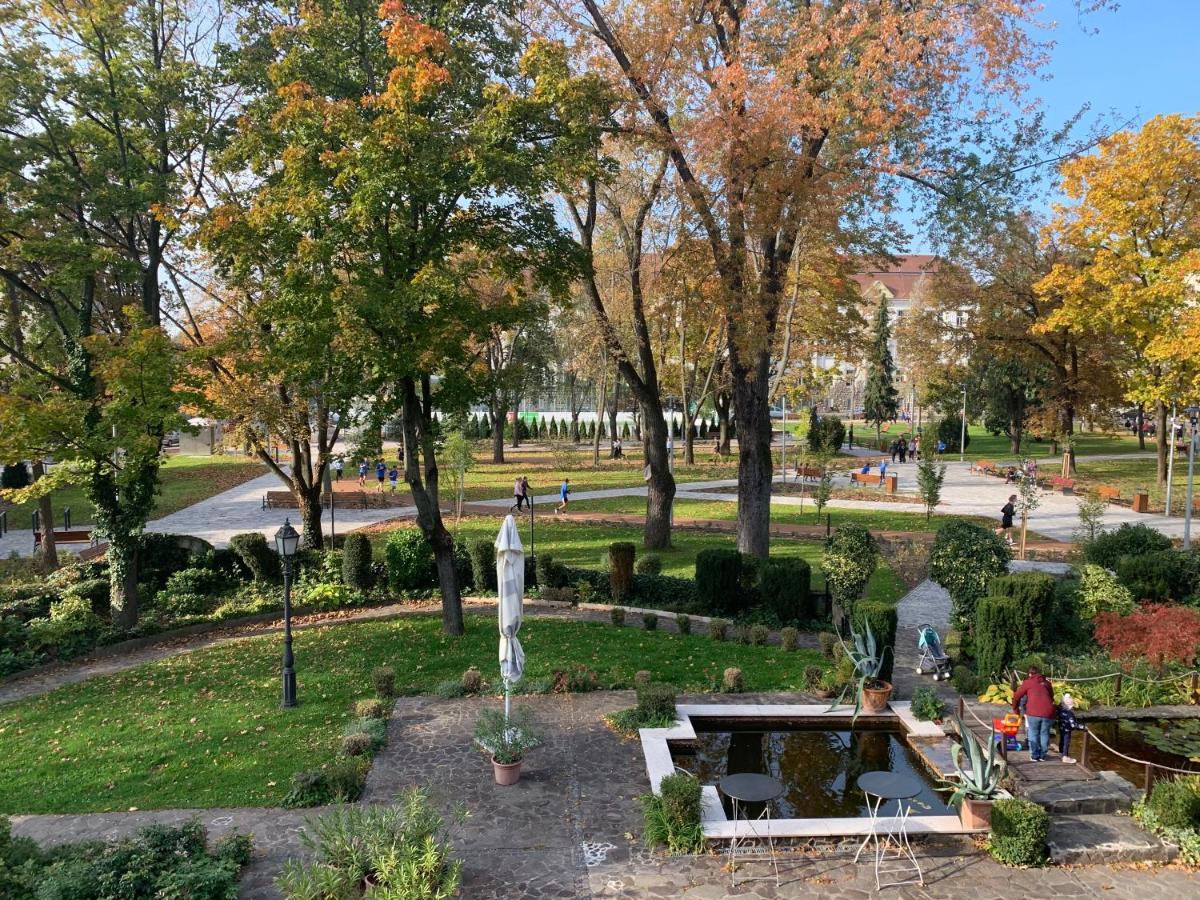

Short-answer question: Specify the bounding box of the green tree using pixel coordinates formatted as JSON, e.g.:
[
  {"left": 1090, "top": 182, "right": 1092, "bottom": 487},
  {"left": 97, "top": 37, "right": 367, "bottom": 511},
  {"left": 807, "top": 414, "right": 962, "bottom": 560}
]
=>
[
  {"left": 219, "top": 0, "right": 597, "bottom": 634},
  {"left": 916, "top": 457, "right": 946, "bottom": 521},
  {"left": 972, "top": 353, "right": 1046, "bottom": 455},
  {"left": 862, "top": 297, "right": 899, "bottom": 445}
]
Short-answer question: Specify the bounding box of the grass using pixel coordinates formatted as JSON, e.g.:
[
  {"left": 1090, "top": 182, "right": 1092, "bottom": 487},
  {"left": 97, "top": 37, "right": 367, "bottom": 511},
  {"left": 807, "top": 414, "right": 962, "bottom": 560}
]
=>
[
  {"left": 2, "top": 454, "right": 267, "bottom": 530},
  {"left": 1068, "top": 456, "right": 1193, "bottom": 513},
  {"left": 0, "top": 613, "right": 823, "bottom": 813}
]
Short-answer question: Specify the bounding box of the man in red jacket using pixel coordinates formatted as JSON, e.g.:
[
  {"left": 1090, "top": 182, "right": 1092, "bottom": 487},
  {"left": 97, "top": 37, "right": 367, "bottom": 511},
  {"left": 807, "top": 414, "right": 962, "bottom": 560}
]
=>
[{"left": 1012, "top": 665, "right": 1056, "bottom": 762}]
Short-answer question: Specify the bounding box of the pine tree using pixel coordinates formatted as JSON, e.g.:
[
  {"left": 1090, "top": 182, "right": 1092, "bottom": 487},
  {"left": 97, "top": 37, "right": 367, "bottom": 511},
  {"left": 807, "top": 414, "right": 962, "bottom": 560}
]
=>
[
  {"left": 550, "top": 419, "right": 560, "bottom": 439},
  {"left": 863, "top": 296, "right": 899, "bottom": 446},
  {"left": 622, "top": 421, "right": 631, "bottom": 439},
  {"left": 806, "top": 406, "right": 822, "bottom": 454},
  {"left": 699, "top": 419, "right": 709, "bottom": 439}
]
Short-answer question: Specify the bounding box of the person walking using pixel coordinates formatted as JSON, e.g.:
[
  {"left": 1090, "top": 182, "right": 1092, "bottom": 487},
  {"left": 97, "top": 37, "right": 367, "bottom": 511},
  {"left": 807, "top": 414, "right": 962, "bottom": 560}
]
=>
[
  {"left": 848, "top": 425, "right": 854, "bottom": 449},
  {"left": 911, "top": 436, "right": 920, "bottom": 460},
  {"left": 333, "top": 456, "right": 345, "bottom": 481},
  {"left": 999, "top": 494, "right": 1016, "bottom": 545},
  {"left": 520, "top": 476, "right": 530, "bottom": 511},
  {"left": 388, "top": 463, "right": 399, "bottom": 492},
  {"left": 1012, "top": 665, "right": 1057, "bottom": 762},
  {"left": 513, "top": 476, "right": 525, "bottom": 511},
  {"left": 555, "top": 477, "right": 571, "bottom": 514},
  {"left": 936, "top": 438, "right": 946, "bottom": 457},
  {"left": 375, "top": 458, "right": 387, "bottom": 493},
  {"left": 1058, "top": 693, "right": 1085, "bottom": 764},
  {"left": 890, "top": 440, "right": 899, "bottom": 463},
  {"left": 899, "top": 436, "right": 908, "bottom": 463},
  {"left": 358, "top": 458, "right": 368, "bottom": 487}
]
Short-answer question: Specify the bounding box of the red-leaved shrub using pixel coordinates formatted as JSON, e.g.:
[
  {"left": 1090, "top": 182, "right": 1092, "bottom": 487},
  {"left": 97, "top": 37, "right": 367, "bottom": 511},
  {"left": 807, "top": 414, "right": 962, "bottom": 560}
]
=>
[{"left": 1094, "top": 603, "right": 1200, "bottom": 669}]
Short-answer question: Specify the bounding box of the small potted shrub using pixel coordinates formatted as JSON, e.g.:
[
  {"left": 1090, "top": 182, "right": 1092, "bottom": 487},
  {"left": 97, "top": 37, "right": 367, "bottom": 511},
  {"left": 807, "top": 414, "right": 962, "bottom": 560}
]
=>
[
  {"left": 474, "top": 707, "right": 540, "bottom": 786},
  {"left": 941, "top": 713, "right": 1007, "bottom": 829},
  {"left": 910, "top": 685, "right": 946, "bottom": 723}
]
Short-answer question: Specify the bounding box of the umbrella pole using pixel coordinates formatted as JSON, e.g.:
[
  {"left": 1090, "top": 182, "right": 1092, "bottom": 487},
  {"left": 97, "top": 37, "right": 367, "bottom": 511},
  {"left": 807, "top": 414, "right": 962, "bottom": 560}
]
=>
[{"left": 504, "top": 678, "right": 511, "bottom": 723}]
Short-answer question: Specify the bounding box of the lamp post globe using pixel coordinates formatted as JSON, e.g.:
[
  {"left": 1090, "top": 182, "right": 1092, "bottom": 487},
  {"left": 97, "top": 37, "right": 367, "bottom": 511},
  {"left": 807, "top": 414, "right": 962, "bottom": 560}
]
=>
[{"left": 274, "top": 518, "right": 300, "bottom": 707}]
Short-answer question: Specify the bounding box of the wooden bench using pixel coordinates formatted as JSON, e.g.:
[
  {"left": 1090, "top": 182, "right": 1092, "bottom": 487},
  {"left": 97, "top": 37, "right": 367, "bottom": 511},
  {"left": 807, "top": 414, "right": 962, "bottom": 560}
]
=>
[
  {"left": 1050, "top": 476, "right": 1075, "bottom": 494},
  {"left": 790, "top": 465, "right": 824, "bottom": 481},
  {"left": 1096, "top": 484, "right": 1121, "bottom": 502},
  {"left": 851, "top": 471, "right": 883, "bottom": 486},
  {"left": 34, "top": 529, "right": 96, "bottom": 549},
  {"left": 970, "top": 459, "right": 995, "bottom": 475},
  {"left": 263, "top": 490, "right": 297, "bottom": 509}
]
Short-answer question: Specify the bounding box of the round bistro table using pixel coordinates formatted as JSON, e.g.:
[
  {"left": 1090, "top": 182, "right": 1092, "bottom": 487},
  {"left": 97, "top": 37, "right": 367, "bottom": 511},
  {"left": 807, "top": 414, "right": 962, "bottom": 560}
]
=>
[
  {"left": 719, "top": 772, "right": 785, "bottom": 887},
  {"left": 854, "top": 771, "right": 924, "bottom": 890}
]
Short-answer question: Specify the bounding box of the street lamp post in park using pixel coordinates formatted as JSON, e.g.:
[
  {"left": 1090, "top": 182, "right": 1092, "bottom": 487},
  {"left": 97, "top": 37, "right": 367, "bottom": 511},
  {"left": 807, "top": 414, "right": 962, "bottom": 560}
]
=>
[
  {"left": 1184, "top": 408, "right": 1199, "bottom": 551},
  {"left": 274, "top": 518, "right": 301, "bottom": 707},
  {"left": 959, "top": 387, "right": 968, "bottom": 463}
]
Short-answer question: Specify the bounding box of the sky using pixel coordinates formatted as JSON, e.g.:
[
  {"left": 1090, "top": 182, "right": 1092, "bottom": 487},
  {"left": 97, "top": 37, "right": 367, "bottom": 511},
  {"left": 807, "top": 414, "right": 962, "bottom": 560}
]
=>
[{"left": 907, "top": 0, "right": 1199, "bottom": 252}]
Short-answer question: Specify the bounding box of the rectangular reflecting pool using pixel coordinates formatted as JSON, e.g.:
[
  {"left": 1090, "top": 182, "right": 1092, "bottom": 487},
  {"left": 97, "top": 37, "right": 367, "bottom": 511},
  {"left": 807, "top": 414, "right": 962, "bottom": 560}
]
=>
[{"left": 670, "top": 719, "right": 952, "bottom": 819}]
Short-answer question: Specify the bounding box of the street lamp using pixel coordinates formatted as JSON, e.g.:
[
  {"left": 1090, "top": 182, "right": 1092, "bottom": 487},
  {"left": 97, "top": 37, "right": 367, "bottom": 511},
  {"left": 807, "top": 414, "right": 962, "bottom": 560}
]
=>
[
  {"left": 1184, "top": 407, "right": 1199, "bottom": 551},
  {"left": 959, "top": 386, "right": 968, "bottom": 463},
  {"left": 274, "top": 518, "right": 301, "bottom": 708}
]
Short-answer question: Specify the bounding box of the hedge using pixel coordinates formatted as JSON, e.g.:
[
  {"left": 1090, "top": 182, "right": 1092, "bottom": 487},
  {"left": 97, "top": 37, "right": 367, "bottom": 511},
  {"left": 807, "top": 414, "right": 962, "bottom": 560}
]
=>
[
  {"left": 1084, "top": 522, "right": 1173, "bottom": 571},
  {"left": 757, "top": 557, "right": 813, "bottom": 624},
  {"left": 929, "top": 520, "right": 1011, "bottom": 631},
  {"left": 695, "top": 549, "right": 742, "bottom": 616},
  {"left": 341, "top": 533, "right": 373, "bottom": 591},
  {"left": 468, "top": 539, "right": 497, "bottom": 593},
  {"left": 988, "top": 572, "right": 1055, "bottom": 651},
  {"left": 856, "top": 600, "right": 898, "bottom": 684},
  {"left": 228, "top": 532, "right": 281, "bottom": 582},
  {"left": 989, "top": 798, "right": 1049, "bottom": 867},
  {"left": 975, "top": 595, "right": 1024, "bottom": 680}
]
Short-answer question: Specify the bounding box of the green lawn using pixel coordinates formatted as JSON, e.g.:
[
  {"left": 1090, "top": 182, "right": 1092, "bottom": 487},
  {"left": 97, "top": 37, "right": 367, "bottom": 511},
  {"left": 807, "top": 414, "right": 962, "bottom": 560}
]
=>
[
  {"left": 0, "top": 613, "right": 823, "bottom": 813},
  {"left": 2, "top": 454, "right": 267, "bottom": 530},
  {"left": 1068, "top": 456, "right": 1191, "bottom": 513}
]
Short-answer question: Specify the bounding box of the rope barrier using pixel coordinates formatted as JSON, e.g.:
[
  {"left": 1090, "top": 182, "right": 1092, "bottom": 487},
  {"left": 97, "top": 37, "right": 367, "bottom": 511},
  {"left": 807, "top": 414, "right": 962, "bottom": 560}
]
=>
[
  {"left": 1081, "top": 728, "right": 1200, "bottom": 777},
  {"left": 1012, "top": 668, "right": 1200, "bottom": 687}
]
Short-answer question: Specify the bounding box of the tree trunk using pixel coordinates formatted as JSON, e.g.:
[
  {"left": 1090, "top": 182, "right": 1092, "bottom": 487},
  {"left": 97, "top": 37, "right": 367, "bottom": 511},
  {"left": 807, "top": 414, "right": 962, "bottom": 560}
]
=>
[
  {"left": 1156, "top": 400, "right": 1169, "bottom": 485},
  {"left": 1136, "top": 403, "right": 1145, "bottom": 450},
  {"left": 716, "top": 392, "right": 732, "bottom": 455},
  {"left": 606, "top": 388, "right": 619, "bottom": 450},
  {"left": 684, "top": 418, "right": 696, "bottom": 466},
  {"left": 31, "top": 459, "right": 58, "bottom": 572},
  {"left": 732, "top": 351, "right": 773, "bottom": 558},
  {"left": 640, "top": 409, "right": 676, "bottom": 550},
  {"left": 296, "top": 483, "right": 324, "bottom": 551},
  {"left": 571, "top": 410, "right": 580, "bottom": 443},
  {"left": 1009, "top": 422, "right": 1022, "bottom": 455},
  {"left": 592, "top": 358, "right": 607, "bottom": 466},
  {"left": 490, "top": 406, "right": 506, "bottom": 464},
  {"left": 107, "top": 535, "right": 139, "bottom": 631}
]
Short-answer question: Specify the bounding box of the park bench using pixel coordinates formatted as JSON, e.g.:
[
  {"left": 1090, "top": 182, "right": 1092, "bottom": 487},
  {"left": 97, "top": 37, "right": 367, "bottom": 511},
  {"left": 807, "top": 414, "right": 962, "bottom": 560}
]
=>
[
  {"left": 264, "top": 490, "right": 380, "bottom": 510},
  {"left": 788, "top": 465, "right": 824, "bottom": 481},
  {"left": 850, "top": 471, "right": 883, "bottom": 486},
  {"left": 1050, "top": 476, "right": 1075, "bottom": 494},
  {"left": 1096, "top": 484, "right": 1121, "bottom": 502},
  {"left": 263, "top": 490, "right": 297, "bottom": 510},
  {"left": 33, "top": 529, "right": 97, "bottom": 549},
  {"left": 970, "top": 459, "right": 995, "bottom": 475}
]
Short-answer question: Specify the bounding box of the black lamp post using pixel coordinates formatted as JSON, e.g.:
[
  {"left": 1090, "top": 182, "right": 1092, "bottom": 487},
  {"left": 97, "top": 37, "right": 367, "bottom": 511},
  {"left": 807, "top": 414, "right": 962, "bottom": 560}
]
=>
[{"left": 275, "top": 518, "right": 301, "bottom": 707}]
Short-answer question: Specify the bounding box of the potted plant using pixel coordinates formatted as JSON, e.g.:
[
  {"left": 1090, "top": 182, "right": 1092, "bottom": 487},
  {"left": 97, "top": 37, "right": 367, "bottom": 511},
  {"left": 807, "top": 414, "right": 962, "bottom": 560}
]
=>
[
  {"left": 940, "top": 713, "right": 1007, "bottom": 829},
  {"left": 810, "top": 666, "right": 840, "bottom": 700},
  {"left": 827, "top": 618, "right": 893, "bottom": 720},
  {"left": 474, "top": 706, "right": 540, "bottom": 786}
]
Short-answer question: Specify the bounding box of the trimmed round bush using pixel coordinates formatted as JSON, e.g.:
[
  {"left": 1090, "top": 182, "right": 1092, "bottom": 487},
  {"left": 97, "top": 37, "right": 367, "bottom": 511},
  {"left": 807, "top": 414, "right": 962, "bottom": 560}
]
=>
[
  {"left": 354, "top": 698, "right": 386, "bottom": 719},
  {"left": 708, "top": 617, "right": 730, "bottom": 641},
  {"left": 372, "top": 666, "right": 396, "bottom": 699},
  {"left": 1084, "top": 522, "right": 1172, "bottom": 571},
  {"left": 1147, "top": 779, "right": 1200, "bottom": 830},
  {"left": 818, "top": 631, "right": 838, "bottom": 659},
  {"left": 675, "top": 613, "right": 691, "bottom": 635},
  {"left": 642, "top": 611, "right": 658, "bottom": 631},
  {"left": 823, "top": 525, "right": 878, "bottom": 619},
  {"left": 780, "top": 626, "right": 799, "bottom": 651},
  {"left": 383, "top": 528, "right": 436, "bottom": 592},
  {"left": 341, "top": 533, "right": 373, "bottom": 591},
  {"left": 462, "top": 666, "right": 483, "bottom": 694},
  {"left": 611, "top": 606, "right": 626, "bottom": 626},
  {"left": 988, "top": 798, "right": 1049, "bottom": 867},
  {"left": 636, "top": 682, "right": 677, "bottom": 721},
  {"left": 757, "top": 557, "right": 813, "bottom": 625},
  {"left": 341, "top": 732, "right": 374, "bottom": 757},
  {"left": 975, "top": 595, "right": 1024, "bottom": 680},
  {"left": 722, "top": 667, "right": 744, "bottom": 693},
  {"left": 929, "top": 520, "right": 1011, "bottom": 630},
  {"left": 634, "top": 670, "right": 652, "bottom": 687},
  {"left": 749, "top": 624, "right": 769, "bottom": 646},
  {"left": 695, "top": 549, "right": 742, "bottom": 616},
  {"left": 635, "top": 553, "right": 663, "bottom": 576}
]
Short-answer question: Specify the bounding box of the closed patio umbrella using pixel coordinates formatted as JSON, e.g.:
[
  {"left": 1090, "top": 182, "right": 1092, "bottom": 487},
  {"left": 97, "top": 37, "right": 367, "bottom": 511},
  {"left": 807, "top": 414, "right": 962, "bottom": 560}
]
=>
[{"left": 495, "top": 514, "right": 525, "bottom": 720}]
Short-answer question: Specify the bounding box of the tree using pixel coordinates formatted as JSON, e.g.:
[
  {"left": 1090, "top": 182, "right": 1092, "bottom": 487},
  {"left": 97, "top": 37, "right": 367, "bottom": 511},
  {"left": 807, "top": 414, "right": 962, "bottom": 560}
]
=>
[
  {"left": 221, "top": 0, "right": 596, "bottom": 634},
  {"left": 916, "top": 457, "right": 946, "bottom": 521},
  {"left": 0, "top": 0, "right": 231, "bottom": 625},
  {"left": 972, "top": 353, "right": 1046, "bottom": 455},
  {"left": 1037, "top": 115, "right": 1200, "bottom": 484},
  {"left": 555, "top": 0, "right": 1063, "bottom": 557},
  {"left": 862, "top": 296, "right": 899, "bottom": 446}
]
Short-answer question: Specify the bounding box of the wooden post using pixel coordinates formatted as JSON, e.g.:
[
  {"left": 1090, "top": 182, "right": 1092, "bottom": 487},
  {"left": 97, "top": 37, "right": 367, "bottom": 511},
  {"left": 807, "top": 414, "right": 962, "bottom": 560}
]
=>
[
  {"left": 1144, "top": 763, "right": 1153, "bottom": 795},
  {"left": 958, "top": 696, "right": 965, "bottom": 718},
  {"left": 1079, "top": 730, "right": 1090, "bottom": 770},
  {"left": 1191, "top": 672, "right": 1198, "bottom": 705},
  {"left": 1114, "top": 673, "right": 1123, "bottom": 706}
]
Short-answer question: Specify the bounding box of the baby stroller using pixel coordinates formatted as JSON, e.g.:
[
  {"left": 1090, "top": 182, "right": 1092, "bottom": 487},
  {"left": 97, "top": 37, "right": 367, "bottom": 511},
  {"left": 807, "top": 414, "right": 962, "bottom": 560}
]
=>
[{"left": 915, "top": 624, "right": 952, "bottom": 680}]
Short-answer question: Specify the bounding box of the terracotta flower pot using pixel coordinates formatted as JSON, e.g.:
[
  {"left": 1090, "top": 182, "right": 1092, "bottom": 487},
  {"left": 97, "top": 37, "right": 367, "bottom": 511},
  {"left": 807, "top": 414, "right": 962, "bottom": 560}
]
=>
[
  {"left": 812, "top": 688, "right": 835, "bottom": 700},
  {"left": 959, "top": 796, "right": 995, "bottom": 830},
  {"left": 860, "top": 681, "right": 893, "bottom": 714},
  {"left": 492, "top": 757, "right": 523, "bottom": 786}
]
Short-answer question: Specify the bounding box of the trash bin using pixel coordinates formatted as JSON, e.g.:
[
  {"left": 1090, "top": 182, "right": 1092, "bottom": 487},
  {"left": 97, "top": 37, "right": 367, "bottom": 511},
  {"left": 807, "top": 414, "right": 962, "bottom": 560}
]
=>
[
  {"left": 1132, "top": 491, "right": 1150, "bottom": 513},
  {"left": 885, "top": 474, "right": 898, "bottom": 495}
]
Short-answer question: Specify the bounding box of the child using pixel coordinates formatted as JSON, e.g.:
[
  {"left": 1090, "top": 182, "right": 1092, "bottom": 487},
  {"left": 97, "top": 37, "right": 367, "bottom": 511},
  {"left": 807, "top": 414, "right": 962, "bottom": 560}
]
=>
[
  {"left": 375, "top": 458, "right": 387, "bottom": 493},
  {"left": 358, "top": 458, "right": 368, "bottom": 487},
  {"left": 555, "top": 477, "right": 570, "bottom": 514},
  {"left": 999, "top": 494, "right": 1016, "bottom": 545},
  {"left": 333, "top": 456, "right": 345, "bottom": 481},
  {"left": 388, "top": 463, "right": 399, "bottom": 492},
  {"left": 1058, "top": 693, "right": 1085, "bottom": 764}
]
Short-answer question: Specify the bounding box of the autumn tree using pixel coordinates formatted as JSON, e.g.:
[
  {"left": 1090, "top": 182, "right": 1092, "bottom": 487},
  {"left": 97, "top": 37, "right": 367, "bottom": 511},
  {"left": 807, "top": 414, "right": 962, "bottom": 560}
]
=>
[
  {"left": 0, "top": 0, "right": 232, "bottom": 625},
  {"left": 1037, "top": 114, "right": 1200, "bottom": 483},
  {"left": 221, "top": 0, "right": 597, "bottom": 634},
  {"left": 862, "top": 296, "right": 899, "bottom": 446},
  {"left": 552, "top": 0, "right": 1064, "bottom": 556}
]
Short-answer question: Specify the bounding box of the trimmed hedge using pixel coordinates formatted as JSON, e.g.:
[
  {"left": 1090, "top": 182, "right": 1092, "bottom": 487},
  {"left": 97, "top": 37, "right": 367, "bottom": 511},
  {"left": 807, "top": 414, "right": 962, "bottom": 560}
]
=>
[
  {"left": 989, "top": 798, "right": 1049, "bottom": 867},
  {"left": 341, "top": 533, "right": 373, "bottom": 591},
  {"left": 468, "top": 539, "right": 497, "bottom": 593},
  {"left": 383, "top": 529, "right": 435, "bottom": 592},
  {"left": 929, "top": 520, "right": 1011, "bottom": 631},
  {"left": 1117, "top": 551, "right": 1188, "bottom": 602},
  {"left": 757, "top": 557, "right": 813, "bottom": 624},
  {"left": 695, "top": 549, "right": 742, "bottom": 616},
  {"left": 228, "top": 532, "right": 281, "bottom": 582},
  {"left": 1147, "top": 779, "right": 1200, "bottom": 830},
  {"left": 856, "top": 600, "right": 898, "bottom": 684},
  {"left": 988, "top": 572, "right": 1055, "bottom": 651},
  {"left": 975, "top": 595, "right": 1024, "bottom": 680},
  {"left": 823, "top": 525, "right": 877, "bottom": 620},
  {"left": 1084, "top": 522, "right": 1172, "bottom": 571}
]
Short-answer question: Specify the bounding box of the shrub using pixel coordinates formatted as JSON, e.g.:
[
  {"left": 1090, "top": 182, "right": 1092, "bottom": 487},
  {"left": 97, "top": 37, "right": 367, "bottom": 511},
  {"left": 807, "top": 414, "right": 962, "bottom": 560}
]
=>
[
  {"left": 611, "top": 606, "right": 626, "bottom": 626},
  {"left": 200, "top": 546, "right": 249, "bottom": 581},
  {"left": 372, "top": 665, "right": 396, "bottom": 699},
  {"left": 574, "top": 579, "right": 595, "bottom": 605},
  {"left": 609, "top": 542, "right": 636, "bottom": 602},
  {"left": 974, "top": 595, "right": 1024, "bottom": 680},
  {"left": 929, "top": 520, "right": 1011, "bottom": 630},
  {"left": 154, "top": 589, "right": 211, "bottom": 619},
  {"left": 935, "top": 415, "right": 969, "bottom": 453},
  {"left": 757, "top": 557, "right": 813, "bottom": 624},
  {"left": 631, "top": 573, "right": 696, "bottom": 610},
  {"left": 823, "top": 525, "right": 878, "bottom": 619},
  {"left": 1084, "top": 522, "right": 1173, "bottom": 571},
  {"left": 722, "top": 667, "right": 744, "bottom": 693},
  {"left": 462, "top": 666, "right": 483, "bottom": 694},
  {"left": 643, "top": 611, "right": 658, "bottom": 631},
  {"left": 988, "top": 572, "right": 1055, "bottom": 650},
  {"left": 1117, "top": 551, "right": 1188, "bottom": 602},
  {"left": 435, "top": 679, "right": 466, "bottom": 699},
  {"left": 341, "top": 732, "right": 374, "bottom": 757},
  {"left": 951, "top": 665, "right": 981, "bottom": 695},
  {"left": 1147, "top": 779, "right": 1200, "bottom": 830},
  {"left": 1095, "top": 603, "right": 1200, "bottom": 668},
  {"left": 341, "top": 533, "right": 374, "bottom": 591},
  {"left": 708, "top": 617, "right": 729, "bottom": 641},
  {"left": 465, "top": 537, "right": 497, "bottom": 594},
  {"left": 780, "top": 626, "right": 799, "bottom": 651},
  {"left": 1078, "top": 564, "right": 1136, "bottom": 619},
  {"left": 157, "top": 566, "right": 223, "bottom": 600},
  {"left": 803, "top": 664, "right": 824, "bottom": 691},
  {"left": 641, "top": 773, "right": 704, "bottom": 854},
  {"left": 675, "top": 613, "right": 691, "bottom": 635},
  {"left": 536, "top": 552, "right": 570, "bottom": 588},
  {"left": 301, "top": 582, "right": 366, "bottom": 610},
  {"left": 856, "top": 600, "right": 898, "bottom": 684},
  {"left": 553, "top": 664, "right": 600, "bottom": 693},
  {"left": 228, "top": 532, "right": 281, "bottom": 582},
  {"left": 24, "top": 595, "right": 110, "bottom": 660},
  {"left": 343, "top": 716, "right": 387, "bottom": 754},
  {"left": 749, "top": 623, "right": 769, "bottom": 646},
  {"left": 636, "top": 553, "right": 663, "bottom": 575},
  {"left": 695, "top": 548, "right": 742, "bottom": 615},
  {"left": 819, "top": 416, "right": 846, "bottom": 456},
  {"left": 384, "top": 529, "right": 436, "bottom": 592},
  {"left": 818, "top": 631, "right": 838, "bottom": 659},
  {"left": 911, "top": 686, "right": 945, "bottom": 721},
  {"left": 989, "top": 798, "right": 1049, "bottom": 867},
  {"left": 354, "top": 698, "right": 387, "bottom": 719},
  {"left": 1, "top": 462, "right": 29, "bottom": 489},
  {"left": 636, "top": 682, "right": 677, "bottom": 722},
  {"left": 540, "top": 585, "right": 576, "bottom": 604},
  {"left": 634, "top": 669, "right": 652, "bottom": 687}
]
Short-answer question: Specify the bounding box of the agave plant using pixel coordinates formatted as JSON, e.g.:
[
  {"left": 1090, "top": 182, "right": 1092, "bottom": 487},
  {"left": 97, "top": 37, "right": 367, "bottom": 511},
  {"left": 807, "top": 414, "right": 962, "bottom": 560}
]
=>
[
  {"left": 826, "top": 618, "right": 892, "bottom": 723},
  {"left": 939, "top": 713, "right": 1006, "bottom": 806}
]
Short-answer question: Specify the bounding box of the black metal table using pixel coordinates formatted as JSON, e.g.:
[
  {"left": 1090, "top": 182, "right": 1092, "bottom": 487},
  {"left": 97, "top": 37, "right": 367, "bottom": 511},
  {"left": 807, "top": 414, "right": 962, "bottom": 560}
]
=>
[
  {"left": 719, "top": 773, "right": 784, "bottom": 887},
  {"left": 854, "top": 772, "right": 924, "bottom": 889}
]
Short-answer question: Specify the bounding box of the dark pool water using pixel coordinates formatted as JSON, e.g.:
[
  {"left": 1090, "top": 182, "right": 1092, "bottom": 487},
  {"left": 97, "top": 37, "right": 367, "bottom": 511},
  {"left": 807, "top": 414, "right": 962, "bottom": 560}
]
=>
[
  {"left": 670, "top": 720, "right": 952, "bottom": 819},
  {"left": 1083, "top": 719, "right": 1200, "bottom": 787}
]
